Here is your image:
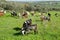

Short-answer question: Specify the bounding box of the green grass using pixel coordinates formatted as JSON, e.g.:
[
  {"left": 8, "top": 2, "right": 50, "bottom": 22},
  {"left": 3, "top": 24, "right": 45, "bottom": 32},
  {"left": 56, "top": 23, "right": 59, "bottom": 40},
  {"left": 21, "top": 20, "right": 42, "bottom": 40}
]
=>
[{"left": 0, "top": 11, "right": 60, "bottom": 40}]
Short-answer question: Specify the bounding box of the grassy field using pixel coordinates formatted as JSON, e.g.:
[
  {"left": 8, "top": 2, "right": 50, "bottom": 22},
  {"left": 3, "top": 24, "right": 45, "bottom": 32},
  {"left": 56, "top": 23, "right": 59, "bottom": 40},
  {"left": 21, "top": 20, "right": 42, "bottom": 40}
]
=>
[{"left": 0, "top": 11, "right": 60, "bottom": 40}]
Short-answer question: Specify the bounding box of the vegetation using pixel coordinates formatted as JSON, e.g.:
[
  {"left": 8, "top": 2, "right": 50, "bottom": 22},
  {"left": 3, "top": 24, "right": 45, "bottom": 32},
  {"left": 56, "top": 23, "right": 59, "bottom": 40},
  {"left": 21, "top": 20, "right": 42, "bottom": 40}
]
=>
[
  {"left": 0, "top": 1, "right": 60, "bottom": 12},
  {"left": 0, "top": 11, "right": 60, "bottom": 40},
  {"left": 0, "top": 0, "right": 60, "bottom": 40}
]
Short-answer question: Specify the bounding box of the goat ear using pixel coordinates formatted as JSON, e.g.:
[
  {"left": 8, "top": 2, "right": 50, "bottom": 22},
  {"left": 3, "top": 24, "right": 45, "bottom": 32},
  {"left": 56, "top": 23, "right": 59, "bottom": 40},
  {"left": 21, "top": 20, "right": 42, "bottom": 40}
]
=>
[{"left": 25, "top": 21, "right": 27, "bottom": 23}]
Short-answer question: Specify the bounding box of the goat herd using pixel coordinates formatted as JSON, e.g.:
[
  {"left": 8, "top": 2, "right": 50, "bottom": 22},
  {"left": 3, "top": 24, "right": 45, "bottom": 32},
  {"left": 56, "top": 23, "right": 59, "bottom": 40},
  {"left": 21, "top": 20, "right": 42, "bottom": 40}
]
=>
[{"left": 0, "top": 10, "right": 59, "bottom": 35}]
